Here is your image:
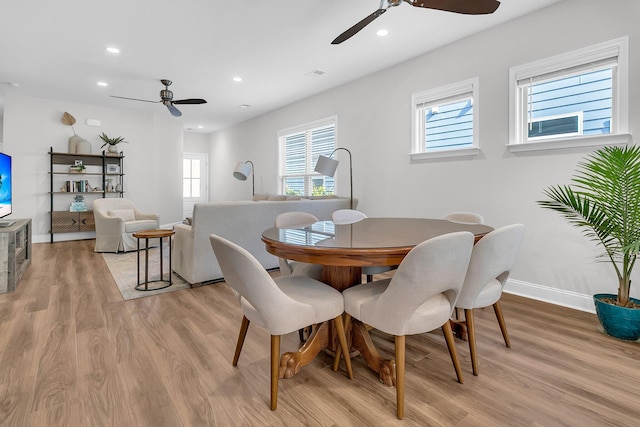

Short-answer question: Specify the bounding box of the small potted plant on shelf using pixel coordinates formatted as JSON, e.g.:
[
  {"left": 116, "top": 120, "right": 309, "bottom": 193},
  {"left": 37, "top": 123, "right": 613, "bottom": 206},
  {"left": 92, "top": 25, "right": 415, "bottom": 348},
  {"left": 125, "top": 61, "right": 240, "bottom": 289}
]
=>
[
  {"left": 69, "top": 164, "right": 86, "bottom": 173},
  {"left": 99, "top": 132, "right": 127, "bottom": 154},
  {"left": 537, "top": 145, "right": 640, "bottom": 340}
]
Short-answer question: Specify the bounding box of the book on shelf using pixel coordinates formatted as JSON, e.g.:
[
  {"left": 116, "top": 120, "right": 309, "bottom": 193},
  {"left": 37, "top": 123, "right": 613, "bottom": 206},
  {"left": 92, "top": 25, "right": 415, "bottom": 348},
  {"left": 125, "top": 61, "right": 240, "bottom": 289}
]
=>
[{"left": 65, "top": 180, "right": 91, "bottom": 192}]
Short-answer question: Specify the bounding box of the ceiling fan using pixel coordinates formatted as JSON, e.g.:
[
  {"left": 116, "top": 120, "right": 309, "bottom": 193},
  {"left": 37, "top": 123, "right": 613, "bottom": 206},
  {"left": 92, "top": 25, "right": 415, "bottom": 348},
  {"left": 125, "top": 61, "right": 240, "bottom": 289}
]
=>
[
  {"left": 332, "top": 0, "right": 501, "bottom": 45},
  {"left": 111, "top": 79, "right": 207, "bottom": 117}
]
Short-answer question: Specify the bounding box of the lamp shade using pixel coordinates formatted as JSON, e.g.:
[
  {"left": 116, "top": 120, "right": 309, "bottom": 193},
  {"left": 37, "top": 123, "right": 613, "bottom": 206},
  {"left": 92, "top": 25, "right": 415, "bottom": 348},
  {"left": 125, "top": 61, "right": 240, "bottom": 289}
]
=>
[
  {"left": 314, "top": 155, "right": 339, "bottom": 177},
  {"left": 233, "top": 162, "right": 252, "bottom": 181}
]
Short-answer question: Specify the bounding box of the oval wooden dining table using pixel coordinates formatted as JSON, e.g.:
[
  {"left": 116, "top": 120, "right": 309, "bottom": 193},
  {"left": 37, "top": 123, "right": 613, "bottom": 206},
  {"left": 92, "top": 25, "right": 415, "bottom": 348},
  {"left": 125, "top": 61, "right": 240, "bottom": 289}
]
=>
[{"left": 262, "top": 217, "right": 493, "bottom": 386}]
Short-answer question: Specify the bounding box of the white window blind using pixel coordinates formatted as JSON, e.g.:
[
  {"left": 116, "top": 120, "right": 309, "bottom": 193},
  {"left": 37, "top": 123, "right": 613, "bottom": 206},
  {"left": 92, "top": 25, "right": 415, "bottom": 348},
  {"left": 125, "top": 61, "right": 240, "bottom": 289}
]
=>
[{"left": 278, "top": 117, "right": 336, "bottom": 196}]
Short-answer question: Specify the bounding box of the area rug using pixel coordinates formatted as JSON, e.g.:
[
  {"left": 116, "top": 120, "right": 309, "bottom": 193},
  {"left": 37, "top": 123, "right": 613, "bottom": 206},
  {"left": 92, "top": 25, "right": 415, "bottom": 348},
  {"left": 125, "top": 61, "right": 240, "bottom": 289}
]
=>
[{"left": 102, "top": 244, "right": 191, "bottom": 300}]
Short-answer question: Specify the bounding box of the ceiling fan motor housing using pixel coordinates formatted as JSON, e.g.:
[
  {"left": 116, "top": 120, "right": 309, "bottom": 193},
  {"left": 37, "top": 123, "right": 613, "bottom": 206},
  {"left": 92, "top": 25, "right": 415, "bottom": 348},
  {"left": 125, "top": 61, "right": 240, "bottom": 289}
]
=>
[{"left": 160, "top": 89, "right": 174, "bottom": 102}]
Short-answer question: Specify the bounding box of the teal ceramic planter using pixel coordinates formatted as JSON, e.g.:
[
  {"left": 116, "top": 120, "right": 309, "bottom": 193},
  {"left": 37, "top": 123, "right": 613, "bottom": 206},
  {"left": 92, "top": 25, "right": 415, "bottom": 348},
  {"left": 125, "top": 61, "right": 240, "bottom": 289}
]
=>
[{"left": 594, "top": 293, "right": 640, "bottom": 341}]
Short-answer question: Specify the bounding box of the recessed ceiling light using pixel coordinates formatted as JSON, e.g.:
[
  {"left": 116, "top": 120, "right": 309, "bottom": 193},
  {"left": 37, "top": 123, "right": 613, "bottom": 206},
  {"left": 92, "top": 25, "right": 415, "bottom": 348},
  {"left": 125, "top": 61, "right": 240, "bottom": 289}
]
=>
[
  {"left": 239, "top": 104, "right": 251, "bottom": 109},
  {"left": 376, "top": 29, "right": 389, "bottom": 37},
  {"left": 197, "top": 125, "right": 204, "bottom": 129},
  {"left": 233, "top": 76, "right": 243, "bottom": 82},
  {"left": 106, "top": 47, "right": 120, "bottom": 54},
  {"left": 97, "top": 81, "right": 108, "bottom": 87}
]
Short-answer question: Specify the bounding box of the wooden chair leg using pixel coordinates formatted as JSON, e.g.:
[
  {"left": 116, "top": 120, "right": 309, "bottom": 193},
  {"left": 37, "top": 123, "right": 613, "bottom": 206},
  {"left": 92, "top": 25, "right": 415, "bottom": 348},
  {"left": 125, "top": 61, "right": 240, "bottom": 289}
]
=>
[
  {"left": 333, "top": 314, "right": 351, "bottom": 372},
  {"left": 270, "top": 335, "right": 281, "bottom": 410},
  {"left": 233, "top": 316, "right": 250, "bottom": 366},
  {"left": 332, "top": 315, "right": 353, "bottom": 379},
  {"left": 442, "top": 320, "right": 464, "bottom": 384},
  {"left": 395, "top": 335, "right": 405, "bottom": 420},
  {"left": 465, "top": 309, "right": 479, "bottom": 376},
  {"left": 493, "top": 301, "right": 511, "bottom": 348}
]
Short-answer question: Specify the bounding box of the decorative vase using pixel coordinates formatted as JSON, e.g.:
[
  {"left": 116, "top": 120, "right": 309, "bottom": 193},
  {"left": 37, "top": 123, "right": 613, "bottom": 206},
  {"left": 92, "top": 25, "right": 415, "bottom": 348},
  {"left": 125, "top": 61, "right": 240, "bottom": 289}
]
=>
[
  {"left": 76, "top": 138, "right": 91, "bottom": 154},
  {"left": 68, "top": 135, "right": 83, "bottom": 154},
  {"left": 108, "top": 144, "right": 118, "bottom": 154},
  {"left": 594, "top": 293, "right": 640, "bottom": 341}
]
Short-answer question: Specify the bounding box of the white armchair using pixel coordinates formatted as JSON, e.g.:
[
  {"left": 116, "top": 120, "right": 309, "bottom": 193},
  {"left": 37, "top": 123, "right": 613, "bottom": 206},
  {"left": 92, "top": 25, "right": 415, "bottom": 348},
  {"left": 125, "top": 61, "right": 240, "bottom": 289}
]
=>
[{"left": 92, "top": 198, "right": 159, "bottom": 253}]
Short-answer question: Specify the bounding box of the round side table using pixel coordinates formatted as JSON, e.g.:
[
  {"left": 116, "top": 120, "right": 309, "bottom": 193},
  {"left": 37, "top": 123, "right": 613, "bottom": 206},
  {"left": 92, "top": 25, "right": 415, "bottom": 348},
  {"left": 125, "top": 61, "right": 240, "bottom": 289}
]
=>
[{"left": 133, "top": 229, "right": 175, "bottom": 291}]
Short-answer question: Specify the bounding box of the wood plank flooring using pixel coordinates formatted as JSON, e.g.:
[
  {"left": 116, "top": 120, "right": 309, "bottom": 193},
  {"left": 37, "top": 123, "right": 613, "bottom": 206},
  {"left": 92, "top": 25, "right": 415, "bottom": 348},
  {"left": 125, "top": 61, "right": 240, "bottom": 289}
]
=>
[{"left": 1, "top": 240, "right": 639, "bottom": 426}]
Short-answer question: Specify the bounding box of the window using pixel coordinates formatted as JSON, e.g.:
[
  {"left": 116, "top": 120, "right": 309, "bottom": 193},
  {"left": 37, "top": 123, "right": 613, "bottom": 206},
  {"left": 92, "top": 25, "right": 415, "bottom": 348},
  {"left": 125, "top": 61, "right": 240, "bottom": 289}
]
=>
[
  {"left": 278, "top": 117, "right": 336, "bottom": 196},
  {"left": 183, "top": 157, "right": 201, "bottom": 198},
  {"left": 411, "top": 78, "right": 480, "bottom": 160},
  {"left": 509, "top": 37, "right": 630, "bottom": 152}
]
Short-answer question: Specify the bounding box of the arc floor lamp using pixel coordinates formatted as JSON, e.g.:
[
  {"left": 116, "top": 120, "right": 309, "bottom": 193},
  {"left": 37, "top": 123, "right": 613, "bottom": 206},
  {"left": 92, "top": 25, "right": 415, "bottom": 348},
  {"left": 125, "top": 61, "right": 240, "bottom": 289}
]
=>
[
  {"left": 233, "top": 160, "right": 255, "bottom": 196},
  {"left": 314, "top": 148, "right": 353, "bottom": 209}
]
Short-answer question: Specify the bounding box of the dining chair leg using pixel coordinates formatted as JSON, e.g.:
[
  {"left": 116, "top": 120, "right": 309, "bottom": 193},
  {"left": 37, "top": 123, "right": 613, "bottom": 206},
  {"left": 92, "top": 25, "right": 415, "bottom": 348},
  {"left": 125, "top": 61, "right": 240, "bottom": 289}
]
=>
[
  {"left": 395, "top": 335, "right": 405, "bottom": 420},
  {"left": 233, "top": 316, "right": 250, "bottom": 366},
  {"left": 442, "top": 320, "right": 464, "bottom": 384},
  {"left": 332, "top": 315, "right": 353, "bottom": 379},
  {"left": 333, "top": 313, "right": 351, "bottom": 372},
  {"left": 270, "top": 335, "right": 281, "bottom": 410},
  {"left": 493, "top": 301, "right": 511, "bottom": 348},
  {"left": 465, "top": 309, "right": 479, "bottom": 376}
]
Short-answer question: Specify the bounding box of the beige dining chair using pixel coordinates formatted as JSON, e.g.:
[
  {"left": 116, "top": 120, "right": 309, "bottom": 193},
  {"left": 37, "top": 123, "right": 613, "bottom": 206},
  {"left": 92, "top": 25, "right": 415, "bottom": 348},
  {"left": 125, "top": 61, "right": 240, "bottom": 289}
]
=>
[
  {"left": 454, "top": 223, "right": 525, "bottom": 376},
  {"left": 331, "top": 209, "right": 394, "bottom": 282},
  {"left": 209, "top": 234, "right": 353, "bottom": 411},
  {"left": 274, "top": 212, "right": 323, "bottom": 280},
  {"left": 336, "top": 231, "right": 474, "bottom": 419},
  {"left": 443, "top": 211, "right": 485, "bottom": 224}
]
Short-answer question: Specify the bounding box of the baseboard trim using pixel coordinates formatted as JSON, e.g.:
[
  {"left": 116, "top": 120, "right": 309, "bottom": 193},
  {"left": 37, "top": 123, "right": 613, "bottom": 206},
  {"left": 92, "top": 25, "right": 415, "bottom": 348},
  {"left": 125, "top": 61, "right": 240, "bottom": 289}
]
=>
[{"left": 504, "top": 278, "right": 596, "bottom": 314}]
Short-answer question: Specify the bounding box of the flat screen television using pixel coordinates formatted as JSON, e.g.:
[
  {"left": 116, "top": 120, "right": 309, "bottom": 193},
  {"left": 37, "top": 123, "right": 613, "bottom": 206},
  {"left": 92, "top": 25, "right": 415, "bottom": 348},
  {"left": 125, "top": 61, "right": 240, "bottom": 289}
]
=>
[{"left": 0, "top": 152, "right": 12, "bottom": 222}]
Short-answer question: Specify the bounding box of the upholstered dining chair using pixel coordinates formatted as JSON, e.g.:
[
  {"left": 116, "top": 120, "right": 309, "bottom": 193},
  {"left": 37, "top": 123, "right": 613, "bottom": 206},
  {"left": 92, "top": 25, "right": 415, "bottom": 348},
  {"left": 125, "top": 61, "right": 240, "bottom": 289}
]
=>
[
  {"left": 209, "top": 234, "right": 353, "bottom": 411},
  {"left": 331, "top": 209, "right": 394, "bottom": 282},
  {"left": 454, "top": 223, "right": 525, "bottom": 376},
  {"left": 443, "top": 211, "right": 485, "bottom": 224},
  {"left": 336, "top": 231, "right": 474, "bottom": 419},
  {"left": 274, "top": 212, "right": 323, "bottom": 280}
]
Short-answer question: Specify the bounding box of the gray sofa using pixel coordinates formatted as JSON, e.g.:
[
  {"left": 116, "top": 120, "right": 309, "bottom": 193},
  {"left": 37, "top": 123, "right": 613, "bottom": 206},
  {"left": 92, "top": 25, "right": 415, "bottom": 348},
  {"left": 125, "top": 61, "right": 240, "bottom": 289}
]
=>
[{"left": 172, "top": 197, "right": 353, "bottom": 284}]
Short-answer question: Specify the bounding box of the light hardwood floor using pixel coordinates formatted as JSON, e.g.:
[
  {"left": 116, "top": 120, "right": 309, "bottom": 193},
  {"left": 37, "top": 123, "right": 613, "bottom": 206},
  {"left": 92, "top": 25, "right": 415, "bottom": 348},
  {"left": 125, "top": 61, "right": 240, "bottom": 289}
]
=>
[{"left": 1, "top": 240, "right": 639, "bottom": 426}]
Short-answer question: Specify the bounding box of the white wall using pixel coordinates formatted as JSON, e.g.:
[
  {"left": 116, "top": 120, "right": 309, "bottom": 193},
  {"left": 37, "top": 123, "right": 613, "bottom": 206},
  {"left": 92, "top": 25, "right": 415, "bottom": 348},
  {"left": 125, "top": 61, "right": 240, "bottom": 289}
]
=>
[
  {"left": 3, "top": 93, "right": 184, "bottom": 242},
  {"left": 209, "top": 0, "right": 640, "bottom": 311},
  {"left": 184, "top": 131, "right": 210, "bottom": 154}
]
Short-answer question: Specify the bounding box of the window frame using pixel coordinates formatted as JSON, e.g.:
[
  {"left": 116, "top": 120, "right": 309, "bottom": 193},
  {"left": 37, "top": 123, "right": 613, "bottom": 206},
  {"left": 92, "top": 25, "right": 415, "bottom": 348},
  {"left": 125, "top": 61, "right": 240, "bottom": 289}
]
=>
[
  {"left": 508, "top": 36, "right": 630, "bottom": 153},
  {"left": 410, "top": 77, "right": 480, "bottom": 161},
  {"left": 277, "top": 116, "right": 337, "bottom": 196}
]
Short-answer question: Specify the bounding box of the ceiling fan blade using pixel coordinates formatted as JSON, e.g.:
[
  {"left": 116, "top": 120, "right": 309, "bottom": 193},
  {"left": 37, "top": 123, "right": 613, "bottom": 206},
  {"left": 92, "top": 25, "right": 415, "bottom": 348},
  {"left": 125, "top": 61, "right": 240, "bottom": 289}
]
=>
[
  {"left": 332, "top": 8, "right": 387, "bottom": 45},
  {"left": 110, "top": 95, "right": 159, "bottom": 103},
  {"left": 172, "top": 98, "right": 207, "bottom": 105},
  {"left": 407, "top": 0, "right": 500, "bottom": 15},
  {"left": 166, "top": 103, "right": 182, "bottom": 117}
]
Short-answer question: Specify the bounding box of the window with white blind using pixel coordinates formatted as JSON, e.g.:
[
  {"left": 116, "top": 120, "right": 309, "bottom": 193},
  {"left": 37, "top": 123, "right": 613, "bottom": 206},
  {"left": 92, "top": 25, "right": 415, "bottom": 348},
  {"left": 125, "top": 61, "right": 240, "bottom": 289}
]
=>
[
  {"left": 411, "top": 78, "right": 480, "bottom": 160},
  {"left": 278, "top": 117, "right": 336, "bottom": 196},
  {"left": 508, "top": 37, "right": 630, "bottom": 152}
]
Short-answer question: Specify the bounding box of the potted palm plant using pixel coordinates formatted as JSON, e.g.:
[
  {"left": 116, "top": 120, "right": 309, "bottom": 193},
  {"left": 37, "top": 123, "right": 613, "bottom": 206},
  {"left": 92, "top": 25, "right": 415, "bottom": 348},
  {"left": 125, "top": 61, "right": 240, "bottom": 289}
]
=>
[
  {"left": 538, "top": 145, "right": 640, "bottom": 340},
  {"left": 99, "top": 132, "right": 127, "bottom": 154}
]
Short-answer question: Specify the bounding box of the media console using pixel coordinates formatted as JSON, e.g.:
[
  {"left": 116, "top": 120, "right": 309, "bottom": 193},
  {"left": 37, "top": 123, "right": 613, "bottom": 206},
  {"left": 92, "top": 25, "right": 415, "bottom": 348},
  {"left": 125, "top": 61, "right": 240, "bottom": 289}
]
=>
[{"left": 0, "top": 218, "right": 32, "bottom": 293}]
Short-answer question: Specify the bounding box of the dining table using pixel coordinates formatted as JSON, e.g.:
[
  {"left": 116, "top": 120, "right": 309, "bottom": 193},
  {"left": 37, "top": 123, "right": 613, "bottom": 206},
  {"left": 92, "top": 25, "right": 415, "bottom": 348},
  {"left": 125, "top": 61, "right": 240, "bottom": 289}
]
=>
[{"left": 261, "top": 217, "right": 493, "bottom": 386}]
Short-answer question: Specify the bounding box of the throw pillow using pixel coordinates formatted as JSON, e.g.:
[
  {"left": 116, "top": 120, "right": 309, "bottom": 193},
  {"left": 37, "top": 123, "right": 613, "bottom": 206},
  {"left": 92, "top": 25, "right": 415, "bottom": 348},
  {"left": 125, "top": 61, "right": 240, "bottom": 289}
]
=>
[
  {"left": 252, "top": 193, "right": 269, "bottom": 201},
  {"left": 267, "top": 195, "right": 288, "bottom": 201},
  {"left": 109, "top": 209, "right": 136, "bottom": 222}
]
